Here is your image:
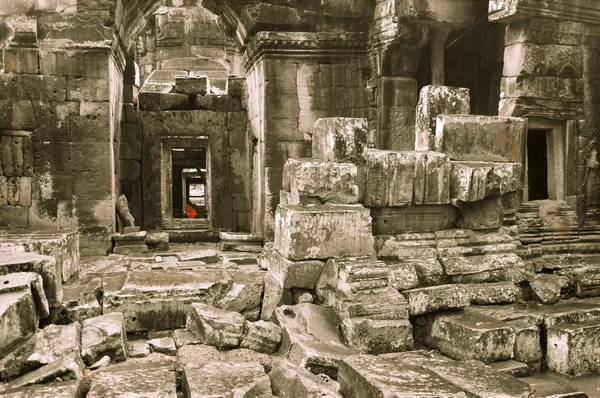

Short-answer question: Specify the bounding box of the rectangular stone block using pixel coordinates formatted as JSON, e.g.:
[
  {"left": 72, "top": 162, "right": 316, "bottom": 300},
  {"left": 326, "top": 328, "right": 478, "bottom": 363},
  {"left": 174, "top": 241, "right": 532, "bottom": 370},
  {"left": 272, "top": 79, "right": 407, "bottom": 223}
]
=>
[
  {"left": 312, "top": 118, "right": 368, "bottom": 164},
  {"left": 450, "top": 161, "right": 521, "bottom": 202},
  {"left": 335, "top": 287, "right": 409, "bottom": 321},
  {"left": 267, "top": 249, "right": 325, "bottom": 290},
  {"left": 435, "top": 115, "right": 525, "bottom": 162},
  {"left": 465, "top": 282, "right": 522, "bottom": 305},
  {"left": 413, "top": 151, "right": 451, "bottom": 204},
  {"left": 575, "top": 270, "right": 600, "bottom": 298},
  {"left": 415, "top": 85, "right": 470, "bottom": 151},
  {"left": 505, "top": 319, "right": 542, "bottom": 365},
  {"left": 364, "top": 150, "right": 415, "bottom": 207},
  {"left": 282, "top": 158, "right": 358, "bottom": 205},
  {"left": 371, "top": 205, "right": 459, "bottom": 235},
  {"left": 341, "top": 318, "right": 414, "bottom": 355},
  {"left": 0, "top": 288, "right": 38, "bottom": 358},
  {"left": 430, "top": 311, "right": 515, "bottom": 363},
  {"left": 173, "top": 77, "right": 207, "bottom": 96},
  {"left": 139, "top": 92, "right": 191, "bottom": 111},
  {"left": 274, "top": 204, "right": 375, "bottom": 261},
  {"left": 7, "top": 177, "right": 31, "bottom": 207},
  {"left": 402, "top": 285, "right": 469, "bottom": 316},
  {"left": 547, "top": 320, "right": 600, "bottom": 377}
]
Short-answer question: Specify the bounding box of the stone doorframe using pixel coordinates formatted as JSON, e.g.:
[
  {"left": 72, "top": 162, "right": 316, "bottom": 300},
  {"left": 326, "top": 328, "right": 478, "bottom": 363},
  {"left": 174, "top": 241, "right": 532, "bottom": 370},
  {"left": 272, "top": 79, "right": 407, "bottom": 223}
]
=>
[{"left": 160, "top": 135, "right": 211, "bottom": 230}]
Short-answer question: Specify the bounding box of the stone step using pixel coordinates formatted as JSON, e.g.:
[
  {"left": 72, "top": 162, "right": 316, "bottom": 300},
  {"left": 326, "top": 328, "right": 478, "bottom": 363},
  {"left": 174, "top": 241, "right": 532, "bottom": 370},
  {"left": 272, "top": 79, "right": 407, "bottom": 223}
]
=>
[
  {"left": 87, "top": 363, "right": 177, "bottom": 397},
  {"left": 547, "top": 320, "right": 600, "bottom": 377},
  {"left": 428, "top": 311, "right": 515, "bottom": 363},
  {"left": 338, "top": 354, "right": 469, "bottom": 398},
  {"left": 0, "top": 252, "right": 61, "bottom": 307},
  {"left": 381, "top": 351, "right": 535, "bottom": 398}
]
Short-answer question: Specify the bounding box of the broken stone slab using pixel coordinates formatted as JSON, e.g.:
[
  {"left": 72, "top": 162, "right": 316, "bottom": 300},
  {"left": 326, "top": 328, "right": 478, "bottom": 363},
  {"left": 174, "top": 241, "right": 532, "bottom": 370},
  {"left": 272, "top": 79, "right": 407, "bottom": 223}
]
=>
[
  {"left": 575, "top": 270, "right": 600, "bottom": 298},
  {"left": 441, "top": 252, "right": 526, "bottom": 277},
  {"left": 414, "top": 151, "right": 452, "bottom": 205},
  {"left": 148, "top": 337, "right": 177, "bottom": 356},
  {"left": 87, "top": 363, "right": 177, "bottom": 397},
  {"left": 0, "top": 288, "right": 38, "bottom": 358},
  {"left": 402, "top": 284, "right": 470, "bottom": 316},
  {"left": 0, "top": 272, "right": 49, "bottom": 318},
  {"left": 260, "top": 273, "right": 293, "bottom": 322},
  {"left": 269, "top": 359, "right": 342, "bottom": 398},
  {"left": 112, "top": 231, "right": 147, "bottom": 243},
  {"left": 0, "top": 251, "right": 61, "bottom": 307},
  {"left": 489, "top": 360, "right": 531, "bottom": 378},
  {"left": 113, "top": 245, "right": 149, "bottom": 255},
  {"left": 465, "top": 282, "right": 522, "bottom": 305},
  {"left": 127, "top": 340, "right": 150, "bottom": 358},
  {"left": 450, "top": 161, "right": 521, "bottom": 202},
  {"left": 376, "top": 233, "right": 438, "bottom": 259},
  {"left": 177, "top": 249, "right": 219, "bottom": 263},
  {"left": 240, "top": 320, "right": 282, "bottom": 354},
  {"left": 274, "top": 204, "right": 375, "bottom": 261},
  {"left": 81, "top": 312, "right": 127, "bottom": 366},
  {"left": 429, "top": 311, "right": 515, "bottom": 363},
  {"left": 215, "top": 270, "right": 263, "bottom": 316},
  {"left": 338, "top": 354, "right": 469, "bottom": 398},
  {"left": 380, "top": 350, "right": 535, "bottom": 398},
  {"left": 1, "top": 353, "right": 84, "bottom": 391},
  {"left": 24, "top": 322, "right": 81, "bottom": 373},
  {"left": 0, "top": 380, "right": 82, "bottom": 398},
  {"left": 335, "top": 287, "right": 409, "bottom": 321},
  {"left": 337, "top": 258, "right": 393, "bottom": 294},
  {"left": 435, "top": 115, "right": 525, "bottom": 162},
  {"left": 282, "top": 158, "right": 359, "bottom": 205},
  {"left": 520, "top": 377, "right": 587, "bottom": 398},
  {"left": 454, "top": 195, "right": 505, "bottom": 230},
  {"left": 275, "top": 303, "right": 355, "bottom": 379},
  {"left": 415, "top": 85, "right": 471, "bottom": 152},
  {"left": 173, "top": 329, "right": 199, "bottom": 348},
  {"left": 267, "top": 249, "right": 325, "bottom": 290},
  {"left": 188, "top": 303, "right": 245, "bottom": 348},
  {"left": 183, "top": 361, "right": 271, "bottom": 398},
  {"left": 530, "top": 274, "right": 569, "bottom": 304},
  {"left": 371, "top": 205, "right": 459, "bottom": 235},
  {"left": 547, "top": 320, "right": 600, "bottom": 376},
  {"left": 219, "top": 232, "right": 261, "bottom": 252},
  {"left": 341, "top": 318, "right": 414, "bottom": 355}
]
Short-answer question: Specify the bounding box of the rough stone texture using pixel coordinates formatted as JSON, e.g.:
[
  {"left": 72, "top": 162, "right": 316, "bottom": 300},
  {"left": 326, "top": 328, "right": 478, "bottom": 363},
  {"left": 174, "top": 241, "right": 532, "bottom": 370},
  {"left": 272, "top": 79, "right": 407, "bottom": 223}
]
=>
[
  {"left": 215, "top": 271, "right": 263, "bottom": 315},
  {"left": 267, "top": 249, "right": 325, "bottom": 290},
  {"left": 341, "top": 318, "right": 414, "bottom": 355},
  {"left": 0, "top": 287, "right": 38, "bottom": 359},
  {"left": 435, "top": 115, "right": 525, "bottom": 162},
  {"left": 128, "top": 340, "right": 150, "bottom": 358},
  {"left": 81, "top": 312, "right": 127, "bottom": 366},
  {"left": 338, "top": 355, "right": 468, "bottom": 398},
  {"left": 173, "top": 329, "right": 199, "bottom": 348},
  {"left": 260, "top": 273, "right": 293, "bottom": 322},
  {"left": 465, "top": 282, "right": 522, "bottom": 305},
  {"left": 415, "top": 85, "right": 471, "bottom": 152},
  {"left": 505, "top": 319, "right": 542, "bottom": 365},
  {"left": 188, "top": 303, "right": 245, "bottom": 348},
  {"left": 370, "top": 205, "right": 459, "bottom": 235},
  {"left": 489, "top": 360, "right": 531, "bottom": 378},
  {"left": 87, "top": 363, "right": 176, "bottom": 397},
  {"left": 429, "top": 311, "right": 516, "bottom": 363},
  {"left": 575, "top": 270, "right": 600, "bottom": 298},
  {"left": 282, "top": 158, "right": 358, "bottom": 205},
  {"left": 454, "top": 195, "right": 505, "bottom": 230},
  {"left": 364, "top": 150, "right": 450, "bottom": 207},
  {"left": 450, "top": 161, "right": 521, "bottom": 202},
  {"left": 312, "top": 118, "right": 368, "bottom": 164},
  {"left": 1, "top": 353, "right": 84, "bottom": 391},
  {"left": 402, "top": 284, "right": 470, "bottom": 316},
  {"left": 183, "top": 361, "right": 271, "bottom": 398},
  {"left": 0, "top": 272, "right": 49, "bottom": 318},
  {"left": 335, "top": 286, "right": 409, "bottom": 321},
  {"left": 147, "top": 337, "right": 177, "bottom": 356},
  {"left": 0, "top": 252, "right": 61, "bottom": 307},
  {"left": 274, "top": 204, "right": 375, "bottom": 261},
  {"left": 269, "top": 359, "right": 342, "bottom": 398},
  {"left": 275, "top": 303, "right": 355, "bottom": 379},
  {"left": 0, "top": 380, "right": 81, "bottom": 398},
  {"left": 520, "top": 377, "right": 587, "bottom": 398},
  {"left": 547, "top": 320, "right": 600, "bottom": 376},
  {"left": 380, "top": 350, "right": 535, "bottom": 398},
  {"left": 530, "top": 274, "right": 569, "bottom": 304},
  {"left": 173, "top": 77, "right": 208, "bottom": 96},
  {"left": 240, "top": 320, "right": 282, "bottom": 354}
]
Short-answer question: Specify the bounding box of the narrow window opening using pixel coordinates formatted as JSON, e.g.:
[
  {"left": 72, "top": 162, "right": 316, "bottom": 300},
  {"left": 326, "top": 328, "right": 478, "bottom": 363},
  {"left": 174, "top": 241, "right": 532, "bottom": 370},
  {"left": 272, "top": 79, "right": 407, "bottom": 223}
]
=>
[{"left": 527, "top": 129, "right": 549, "bottom": 201}]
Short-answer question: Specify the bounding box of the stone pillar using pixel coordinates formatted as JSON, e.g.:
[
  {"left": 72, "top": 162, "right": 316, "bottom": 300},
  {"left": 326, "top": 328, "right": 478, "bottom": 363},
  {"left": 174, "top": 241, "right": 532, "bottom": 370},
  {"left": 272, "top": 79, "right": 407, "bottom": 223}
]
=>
[{"left": 430, "top": 27, "right": 451, "bottom": 86}]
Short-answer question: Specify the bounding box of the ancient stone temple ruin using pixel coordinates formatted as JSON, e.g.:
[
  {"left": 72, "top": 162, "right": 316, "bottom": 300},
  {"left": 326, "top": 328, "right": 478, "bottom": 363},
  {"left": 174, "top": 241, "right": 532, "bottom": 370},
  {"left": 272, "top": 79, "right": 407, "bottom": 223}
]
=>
[{"left": 2, "top": 0, "right": 600, "bottom": 396}]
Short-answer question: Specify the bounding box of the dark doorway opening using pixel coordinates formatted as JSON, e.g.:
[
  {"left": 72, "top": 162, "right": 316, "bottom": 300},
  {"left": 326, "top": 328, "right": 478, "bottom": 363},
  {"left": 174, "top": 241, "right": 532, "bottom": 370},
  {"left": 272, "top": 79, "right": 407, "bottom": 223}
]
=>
[
  {"left": 171, "top": 148, "right": 208, "bottom": 219},
  {"left": 527, "top": 129, "right": 549, "bottom": 200}
]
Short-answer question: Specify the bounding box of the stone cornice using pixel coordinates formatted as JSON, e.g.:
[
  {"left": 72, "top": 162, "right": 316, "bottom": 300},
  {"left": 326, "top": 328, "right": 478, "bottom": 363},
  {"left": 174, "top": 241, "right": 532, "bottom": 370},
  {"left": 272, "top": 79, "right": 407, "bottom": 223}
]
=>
[
  {"left": 489, "top": 0, "right": 600, "bottom": 24},
  {"left": 243, "top": 31, "right": 369, "bottom": 67}
]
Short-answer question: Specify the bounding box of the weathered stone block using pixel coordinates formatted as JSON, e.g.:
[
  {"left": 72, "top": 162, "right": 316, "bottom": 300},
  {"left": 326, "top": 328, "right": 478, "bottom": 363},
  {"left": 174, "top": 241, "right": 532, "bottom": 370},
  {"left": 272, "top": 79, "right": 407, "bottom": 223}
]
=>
[
  {"left": 0, "top": 289, "right": 38, "bottom": 358},
  {"left": 269, "top": 359, "right": 342, "bottom": 398},
  {"left": 0, "top": 380, "right": 82, "bottom": 397},
  {"left": 466, "top": 282, "right": 522, "bottom": 305},
  {"left": 429, "top": 311, "right": 515, "bottom": 363},
  {"left": 454, "top": 195, "right": 505, "bottom": 230},
  {"left": 530, "top": 274, "right": 569, "bottom": 304},
  {"left": 195, "top": 94, "right": 242, "bottom": 111},
  {"left": 275, "top": 304, "right": 355, "bottom": 379},
  {"left": 274, "top": 204, "right": 375, "bottom": 261},
  {"left": 338, "top": 355, "right": 468, "bottom": 398},
  {"left": 415, "top": 85, "right": 471, "bottom": 151},
  {"left": 505, "top": 319, "right": 542, "bottom": 365},
  {"left": 414, "top": 151, "right": 452, "bottom": 204},
  {"left": 147, "top": 337, "right": 176, "bottom": 356},
  {"left": 0, "top": 272, "right": 48, "bottom": 319},
  {"left": 341, "top": 318, "right": 414, "bottom": 354},
  {"left": 441, "top": 252, "right": 527, "bottom": 281},
  {"left": 0, "top": 205, "right": 29, "bottom": 229},
  {"left": 450, "top": 161, "right": 521, "bottom": 202},
  {"left": 335, "top": 287, "right": 409, "bottom": 321},
  {"left": 87, "top": 363, "right": 176, "bottom": 398},
  {"left": 282, "top": 158, "right": 358, "bottom": 205},
  {"left": 81, "top": 312, "right": 127, "bottom": 366},
  {"left": 267, "top": 248, "right": 325, "bottom": 290},
  {"left": 364, "top": 150, "right": 415, "bottom": 207},
  {"left": 371, "top": 205, "right": 459, "bottom": 234},
  {"left": 402, "top": 284, "right": 470, "bottom": 316},
  {"left": 575, "top": 270, "right": 600, "bottom": 298},
  {"left": 547, "top": 320, "right": 600, "bottom": 376},
  {"left": 215, "top": 271, "right": 263, "bottom": 315},
  {"left": 139, "top": 92, "right": 191, "bottom": 111},
  {"left": 260, "top": 273, "right": 293, "bottom": 321},
  {"left": 312, "top": 118, "right": 368, "bottom": 164},
  {"left": 435, "top": 115, "right": 525, "bottom": 162},
  {"left": 173, "top": 77, "right": 207, "bottom": 95},
  {"left": 183, "top": 362, "right": 271, "bottom": 398},
  {"left": 188, "top": 303, "right": 245, "bottom": 348},
  {"left": 240, "top": 320, "right": 282, "bottom": 354},
  {"left": 1, "top": 354, "right": 84, "bottom": 392},
  {"left": 503, "top": 43, "right": 583, "bottom": 78}
]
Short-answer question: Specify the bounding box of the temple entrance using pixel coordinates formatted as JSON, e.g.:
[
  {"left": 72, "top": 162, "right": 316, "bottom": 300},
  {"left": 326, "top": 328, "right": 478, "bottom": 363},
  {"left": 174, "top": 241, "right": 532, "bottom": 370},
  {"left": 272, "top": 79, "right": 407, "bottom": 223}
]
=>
[
  {"left": 527, "top": 129, "right": 549, "bottom": 201},
  {"left": 171, "top": 148, "right": 208, "bottom": 220}
]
